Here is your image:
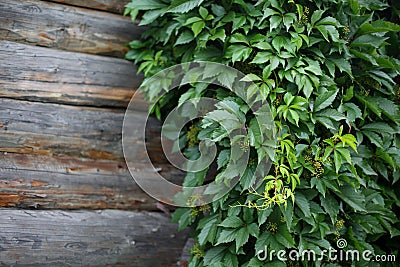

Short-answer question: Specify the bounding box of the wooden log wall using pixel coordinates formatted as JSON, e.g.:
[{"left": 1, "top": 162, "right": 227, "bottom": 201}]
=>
[
  {"left": 0, "top": 209, "right": 188, "bottom": 266},
  {"left": 0, "top": 1, "right": 187, "bottom": 266}
]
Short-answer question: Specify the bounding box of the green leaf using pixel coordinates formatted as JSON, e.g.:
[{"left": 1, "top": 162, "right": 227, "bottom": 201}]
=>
[
  {"left": 327, "top": 57, "right": 353, "bottom": 78},
  {"left": 339, "top": 102, "right": 361, "bottom": 124},
  {"left": 251, "top": 52, "right": 272, "bottom": 64},
  {"left": 276, "top": 225, "right": 295, "bottom": 248},
  {"left": 312, "top": 177, "right": 326, "bottom": 197},
  {"left": 235, "top": 227, "right": 250, "bottom": 251},
  {"left": 376, "top": 148, "right": 396, "bottom": 169},
  {"left": 217, "top": 149, "right": 230, "bottom": 170},
  {"left": 336, "top": 147, "right": 352, "bottom": 164},
  {"left": 230, "top": 33, "right": 249, "bottom": 45},
  {"left": 289, "top": 109, "right": 300, "bottom": 126},
  {"left": 314, "top": 89, "right": 338, "bottom": 112},
  {"left": 258, "top": 208, "right": 273, "bottom": 225},
  {"left": 282, "top": 202, "right": 294, "bottom": 227},
  {"left": 216, "top": 228, "right": 237, "bottom": 244},
  {"left": 335, "top": 185, "right": 366, "bottom": 212},
  {"left": 175, "top": 30, "right": 195, "bottom": 45},
  {"left": 198, "top": 215, "right": 219, "bottom": 245},
  {"left": 192, "top": 21, "right": 205, "bottom": 37},
  {"left": 362, "top": 122, "right": 395, "bottom": 134},
  {"left": 199, "top": 6, "right": 208, "bottom": 19},
  {"left": 171, "top": 208, "right": 193, "bottom": 230},
  {"left": 311, "top": 10, "right": 325, "bottom": 25},
  {"left": 272, "top": 36, "right": 289, "bottom": 53},
  {"left": 223, "top": 252, "right": 239, "bottom": 267},
  {"left": 294, "top": 192, "right": 311, "bottom": 217},
  {"left": 247, "top": 223, "right": 260, "bottom": 238},
  {"left": 183, "top": 169, "right": 207, "bottom": 187},
  {"left": 315, "top": 109, "right": 346, "bottom": 121},
  {"left": 125, "top": 0, "right": 167, "bottom": 10},
  {"left": 362, "top": 130, "right": 383, "bottom": 148},
  {"left": 270, "top": 15, "right": 282, "bottom": 32},
  {"left": 334, "top": 150, "right": 342, "bottom": 173},
  {"left": 203, "top": 246, "right": 227, "bottom": 265},
  {"left": 139, "top": 8, "right": 168, "bottom": 25},
  {"left": 355, "top": 95, "right": 382, "bottom": 118},
  {"left": 320, "top": 194, "right": 339, "bottom": 223},
  {"left": 316, "top": 116, "right": 335, "bottom": 130},
  {"left": 351, "top": 34, "right": 388, "bottom": 49},
  {"left": 349, "top": 0, "right": 360, "bottom": 14},
  {"left": 219, "top": 216, "right": 243, "bottom": 228},
  {"left": 226, "top": 45, "right": 252, "bottom": 63},
  {"left": 355, "top": 20, "right": 400, "bottom": 37},
  {"left": 343, "top": 86, "right": 354, "bottom": 102},
  {"left": 168, "top": 0, "right": 205, "bottom": 13},
  {"left": 210, "top": 28, "right": 226, "bottom": 41}
]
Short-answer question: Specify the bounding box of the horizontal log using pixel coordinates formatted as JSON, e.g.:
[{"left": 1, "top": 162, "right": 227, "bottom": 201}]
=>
[
  {"left": 0, "top": 153, "right": 183, "bottom": 210},
  {"left": 0, "top": 0, "right": 141, "bottom": 57},
  {"left": 0, "top": 98, "right": 184, "bottom": 210},
  {"left": 0, "top": 98, "right": 161, "bottom": 162},
  {"left": 0, "top": 209, "right": 188, "bottom": 266},
  {"left": 0, "top": 41, "right": 144, "bottom": 108},
  {"left": 47, "top": 0, "right": 129, "bottom": 14}
]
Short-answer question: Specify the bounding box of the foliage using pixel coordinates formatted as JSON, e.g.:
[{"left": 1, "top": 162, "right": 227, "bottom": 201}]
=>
[{"left": 125, "top": 0, "right": 400, "bottom": 266}]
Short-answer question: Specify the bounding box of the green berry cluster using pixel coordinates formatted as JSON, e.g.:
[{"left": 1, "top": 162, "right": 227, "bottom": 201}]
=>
[
  {"left": 266, "top": 221, "right": 278, "bottom": 234},
  {"left": 187, "top": 125, "right": 200, "bottom": 147},
  {"left": 298, "top": 6, "right": 309, "bottom": 25},
  {"left": 238, "top": 138, "right": 250, "bottom": 152},
  {"left": 191, "top": 243, "right": 204, "bottom": 259},
  {"left": 334, "top": 219, "right": 345, "bottom": 238},
  {"left": 312, "top": 160, "right": 325, "bottom": 178}
]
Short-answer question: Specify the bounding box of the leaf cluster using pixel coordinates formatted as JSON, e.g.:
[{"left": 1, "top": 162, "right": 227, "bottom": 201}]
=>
[{"left": 125, "top": 0, "right": 400, "bottom": 266}]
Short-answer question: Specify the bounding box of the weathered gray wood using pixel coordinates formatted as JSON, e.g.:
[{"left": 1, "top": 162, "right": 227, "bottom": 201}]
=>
[
  {"left": 0, "top": 41, "right": 144, "bottom": 108},
  {"left": 0, "top": 209, "right": 188, "bottom": 266},
  {"left": 0, "top": 153, "right": 183, "bottom": 210},
  {"left": 0, "top": 98, "right": 161, "bottom": 161},
  {"left": 47, "top": 0, "right": 129, "bottom": 14},
  {"left": 0, "top": 98, "right": 184, "bottom": 209},
  {"left": 0, "top": 0, "right": 141, "bottom": 57}
]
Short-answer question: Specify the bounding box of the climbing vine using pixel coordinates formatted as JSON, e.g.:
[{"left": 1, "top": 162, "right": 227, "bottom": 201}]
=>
[{"left": 125, "top": 0, "right": 400, "bottom": 266}]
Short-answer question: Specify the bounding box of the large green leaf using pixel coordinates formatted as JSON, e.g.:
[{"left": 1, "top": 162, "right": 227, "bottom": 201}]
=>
[
  {"left": 335, "top": 185, "right": 366, "bottom": 212},
  {"left": 355, "top": 20, "right": 400, "bottom": 37},
  {"left": 167, "top": 0, "right": 205, "bottom": 13},
  {"left": 126, "top": 0, "right": 167, "bottom": 10},
  {"left": 313, "top": 89, "right": 338, "bottom": 112}
]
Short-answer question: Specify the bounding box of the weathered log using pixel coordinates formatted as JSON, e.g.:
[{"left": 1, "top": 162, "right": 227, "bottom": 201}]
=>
[
  {"left": 0, "top": 153, "right": 183, "bottom": 210},
  {"left": 0, "top": 41, "right": 144, "bottom": 108},
  {"left": 47, "top": 0, "right": 129, "bottom": 14},
  {"left": 0, "top": 98, "right": 160, "bottom": 161},
  {"left": 0, "top": 98, "right": 184, "bottom": 209},
  {"left": 0, "top": 209, "right": 188, "bottom": 266},
  {"left": 0, "top": 0, "right": 141, "bottom": 57}
]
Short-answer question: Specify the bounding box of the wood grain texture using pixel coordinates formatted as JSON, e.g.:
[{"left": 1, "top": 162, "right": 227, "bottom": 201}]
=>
[
  {"left": 47, "top": 0, "right": 129, "bottom": 14},
  {"left": 0, "top": 209, "right": 188, "bottom": 266},
  {"left": 0, "top": 0, "right": 141, "bottom": 57},
  {"left": 0, "top": 98, "right": 156, "bottom": 161},
  {"left": 0, "top": 41, "right": 144, "bottom": 108},
  {"left": 0, "top": 99, "right": 184, "bottom": 209},
  {"left": 0, "top": 153, "right": 183, "bottom": 210}
]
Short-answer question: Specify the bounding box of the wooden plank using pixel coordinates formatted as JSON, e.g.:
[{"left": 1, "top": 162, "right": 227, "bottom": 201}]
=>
[
  {"left": 47, "top": 0, "right": 129, "bottom": 14},
  {"left": 0, "top": 98, "right": 160, "bottom": 161},
  {"left": 0, "top": 153, "right": 183, "bottom": 210},
  {"left": 0, "top": 41, "right": 144, "bottom": 108},
  {"left": 0, "top": 209, "right": 188, "bottom": 266},
  {"left": 0, "top": 0, "right": 141, "bottom": 57}
]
